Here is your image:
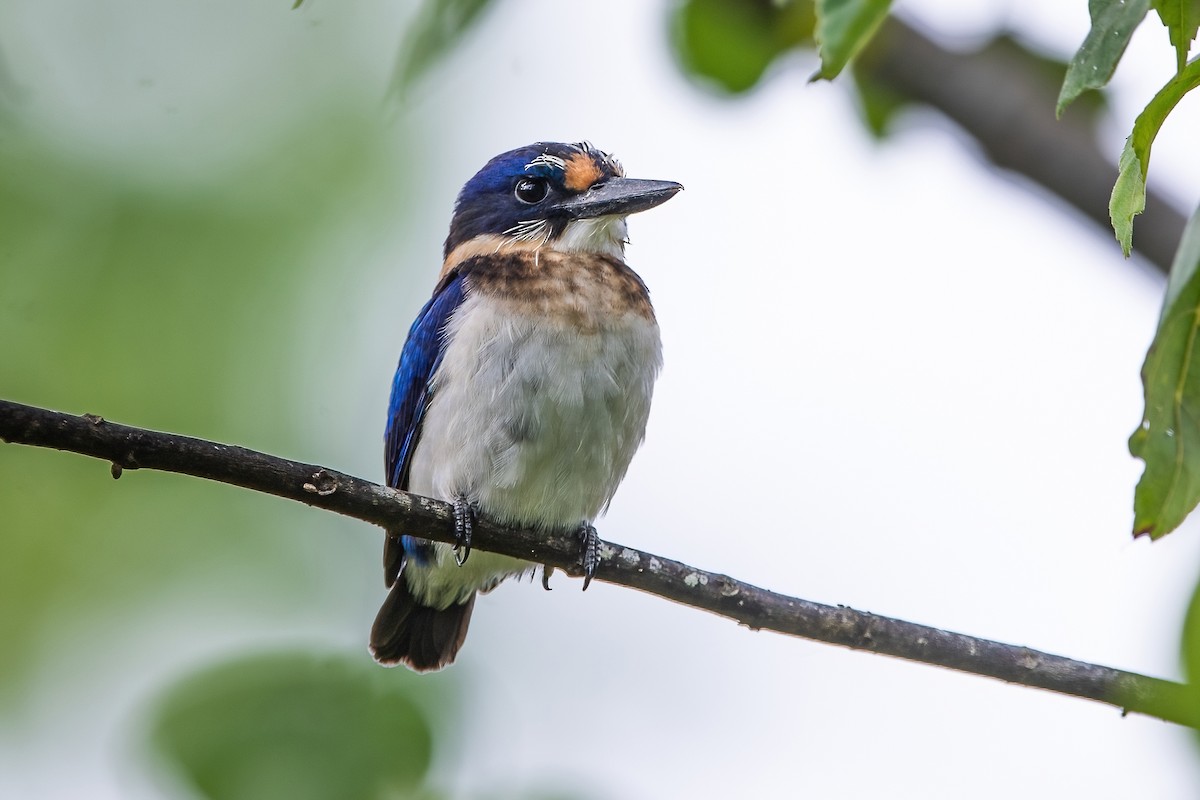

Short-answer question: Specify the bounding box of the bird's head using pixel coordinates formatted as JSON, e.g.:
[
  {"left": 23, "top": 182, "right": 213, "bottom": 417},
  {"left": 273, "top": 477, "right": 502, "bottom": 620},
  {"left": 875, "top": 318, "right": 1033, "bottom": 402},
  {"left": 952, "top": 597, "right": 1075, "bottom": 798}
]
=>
[{"left": 444, "top": 142, "right": 681, "bottom": 261}]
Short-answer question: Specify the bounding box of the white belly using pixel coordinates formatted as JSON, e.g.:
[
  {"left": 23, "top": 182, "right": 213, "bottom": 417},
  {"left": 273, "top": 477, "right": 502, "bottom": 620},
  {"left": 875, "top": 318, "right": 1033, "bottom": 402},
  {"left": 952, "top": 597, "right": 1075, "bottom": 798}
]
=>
[{"left": 405, "top": 291, "right": 661, "bottom": 605}]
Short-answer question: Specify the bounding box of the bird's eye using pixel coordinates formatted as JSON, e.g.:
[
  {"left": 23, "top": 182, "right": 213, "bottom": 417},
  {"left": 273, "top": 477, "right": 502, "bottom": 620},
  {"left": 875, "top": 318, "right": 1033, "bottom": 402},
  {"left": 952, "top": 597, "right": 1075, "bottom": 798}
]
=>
[{"left": 514, "top": 177, "right": 549, "bottom": 204}]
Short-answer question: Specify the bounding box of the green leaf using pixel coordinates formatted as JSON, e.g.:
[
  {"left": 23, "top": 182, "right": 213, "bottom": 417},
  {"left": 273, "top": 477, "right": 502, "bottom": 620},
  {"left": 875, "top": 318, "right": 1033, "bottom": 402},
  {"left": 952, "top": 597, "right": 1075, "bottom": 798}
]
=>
[
  {"left": 147, "top": 652, "right": 435, "bottom": 800},
  {"left": 1111, "top": 136, "right": 1148, "bottom": 258},
  {"left": 672, "top": 0, "right": 814, "bottom": 95},
  {"left": 1130, "top": 201, "right": 1200, "bottom": 539},
  {"left": 1153, "top": 0, "right": 1200, "bottom": 71},
  {"left": 1110, "top": 57, "right": 1200, "bottom": 255},
  {"left": 812, "top": 0, "right": 892, "bottom": 81},
  {"left": 1057, "top": 0, "right": 1150, "bottom": 117}
]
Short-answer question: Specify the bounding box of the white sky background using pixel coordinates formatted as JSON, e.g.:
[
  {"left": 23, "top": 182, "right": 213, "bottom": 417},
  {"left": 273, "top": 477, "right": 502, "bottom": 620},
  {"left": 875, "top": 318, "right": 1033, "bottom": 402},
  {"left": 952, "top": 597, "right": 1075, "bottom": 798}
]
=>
[{"left": 4, "top": 0, "right": 1200, "bottom": 797}]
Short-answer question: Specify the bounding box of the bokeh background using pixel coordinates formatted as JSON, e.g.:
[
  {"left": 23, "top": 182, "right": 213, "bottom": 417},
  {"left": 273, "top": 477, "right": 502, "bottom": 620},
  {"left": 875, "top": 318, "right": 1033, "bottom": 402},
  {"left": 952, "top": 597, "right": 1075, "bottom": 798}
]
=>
[{"left": 3, "top": 0, "right": 1200, "bottom": 797}]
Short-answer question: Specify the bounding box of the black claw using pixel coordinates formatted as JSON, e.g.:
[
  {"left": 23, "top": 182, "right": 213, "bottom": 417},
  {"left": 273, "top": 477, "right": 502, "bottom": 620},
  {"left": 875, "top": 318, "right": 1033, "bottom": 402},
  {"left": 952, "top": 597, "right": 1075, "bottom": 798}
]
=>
[
  {"left": 541, "top": 565, "right": 554, "bottom": 591},
  {"left": 452, "top": 496, "right": 475, "bottom": 566},
  {"left": 577, "top": 522, "right": 599, "bottom": 591}
]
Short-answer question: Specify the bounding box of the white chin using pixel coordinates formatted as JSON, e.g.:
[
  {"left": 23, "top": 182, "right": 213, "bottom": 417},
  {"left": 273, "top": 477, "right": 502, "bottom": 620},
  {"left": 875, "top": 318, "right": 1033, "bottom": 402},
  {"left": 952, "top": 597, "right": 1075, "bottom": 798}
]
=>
[{"left": 556, "top": 216, "right": 628, "bottom": 259}]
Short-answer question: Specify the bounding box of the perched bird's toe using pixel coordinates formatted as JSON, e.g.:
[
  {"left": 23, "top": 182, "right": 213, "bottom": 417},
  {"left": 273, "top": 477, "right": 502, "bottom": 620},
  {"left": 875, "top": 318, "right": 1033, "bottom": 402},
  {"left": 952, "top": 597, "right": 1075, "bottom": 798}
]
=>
[
  {"left": 577, "top": 522, "right": 599, "bottom": 591},
  {"left": 453, "top": 495, "right": 475, "bottom": 565}
]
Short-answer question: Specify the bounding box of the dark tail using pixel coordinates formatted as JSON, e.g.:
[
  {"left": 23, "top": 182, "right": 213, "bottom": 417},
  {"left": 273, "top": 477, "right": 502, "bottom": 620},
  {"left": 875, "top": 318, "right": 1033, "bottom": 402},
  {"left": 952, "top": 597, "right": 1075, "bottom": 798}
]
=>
[{"left": 369, "top": 577, "right": 475, "bottom": 671}]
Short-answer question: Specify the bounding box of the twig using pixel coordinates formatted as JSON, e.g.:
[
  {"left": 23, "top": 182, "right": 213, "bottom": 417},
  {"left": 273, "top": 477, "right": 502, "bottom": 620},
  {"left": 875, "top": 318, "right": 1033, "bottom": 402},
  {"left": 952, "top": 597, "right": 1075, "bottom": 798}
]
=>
[{"left": 1, "top": 398, "right": 1196, "bottom": 726}]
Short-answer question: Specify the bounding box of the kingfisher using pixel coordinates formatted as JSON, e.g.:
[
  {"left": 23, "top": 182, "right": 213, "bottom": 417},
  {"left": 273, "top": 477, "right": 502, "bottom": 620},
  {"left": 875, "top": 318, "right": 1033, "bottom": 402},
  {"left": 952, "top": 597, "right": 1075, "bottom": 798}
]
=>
[{"left": 370, "top": 141, "right": 681, "bottom": 671}]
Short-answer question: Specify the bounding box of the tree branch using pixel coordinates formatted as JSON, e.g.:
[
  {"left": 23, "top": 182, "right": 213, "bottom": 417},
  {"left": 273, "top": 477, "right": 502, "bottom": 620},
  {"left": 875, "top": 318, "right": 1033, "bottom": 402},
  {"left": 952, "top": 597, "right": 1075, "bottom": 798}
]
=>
[
  {"left": 1, "top": 398, "right": 1196, "bottom": 726},
  {"left": 860, "top": 18, "right": 1187, "bottom": 275}
]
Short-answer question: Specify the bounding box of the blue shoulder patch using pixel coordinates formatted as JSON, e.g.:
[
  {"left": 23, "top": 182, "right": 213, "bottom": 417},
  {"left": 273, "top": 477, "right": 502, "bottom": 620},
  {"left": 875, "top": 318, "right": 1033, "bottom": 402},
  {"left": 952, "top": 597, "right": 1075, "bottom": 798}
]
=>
[{"left": 384, "top": 271, "right": 467, "bottom": 492}]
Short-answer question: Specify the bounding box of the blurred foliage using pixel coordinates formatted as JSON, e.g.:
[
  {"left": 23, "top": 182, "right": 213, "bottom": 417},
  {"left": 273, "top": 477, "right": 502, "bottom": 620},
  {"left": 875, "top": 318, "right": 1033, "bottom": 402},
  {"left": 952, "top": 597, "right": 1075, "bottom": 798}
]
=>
[
  {"left": 147, "top": 651, "right": 436, "bottom": 800},
  {"left": 849, "top": 27, "right": 1089, "bottom": 140},
  {"left": 147, "top": 647, "right": 590, "bottom": 800},
  {"left": 672, "top": 0, "right": 813, "bottom": 93},
  {"left": 0, "top": 125, "right": 378, "bottom": 434},
  {"left": 847, "top": 55, "right": 909, "bottom": 138},
  {"left": 393, "top": 0, "right": 494, "bottom": 92},
  {"left": 0, "top": 109, "right": 392, "bottom": 702}
]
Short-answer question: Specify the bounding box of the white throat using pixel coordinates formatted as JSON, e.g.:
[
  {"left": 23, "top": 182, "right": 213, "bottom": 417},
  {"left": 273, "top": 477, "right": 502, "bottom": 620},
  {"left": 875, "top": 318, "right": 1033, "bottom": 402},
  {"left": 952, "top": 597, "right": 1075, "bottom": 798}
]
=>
[{"left": 554, "top": 216, "right": 628, "bottom": 259}]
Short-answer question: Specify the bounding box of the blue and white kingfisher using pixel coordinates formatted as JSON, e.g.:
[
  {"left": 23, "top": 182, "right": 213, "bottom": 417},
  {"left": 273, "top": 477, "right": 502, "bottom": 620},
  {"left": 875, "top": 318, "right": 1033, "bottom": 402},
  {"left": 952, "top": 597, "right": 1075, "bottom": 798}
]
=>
[{"left": 370, "top": 141, "right": 681, "bottom": 670}]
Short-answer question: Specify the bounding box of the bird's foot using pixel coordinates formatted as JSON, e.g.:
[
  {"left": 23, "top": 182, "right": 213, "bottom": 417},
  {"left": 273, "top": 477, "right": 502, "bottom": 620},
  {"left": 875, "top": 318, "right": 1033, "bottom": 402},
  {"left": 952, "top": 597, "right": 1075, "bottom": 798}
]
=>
[
  {"left": 577, "top": 522, "right": 599, "bottom": 591},
  {"left": 541, "top": 565, "right": 554, "bottom": 591},
  {"left": 452, "top": 495, "right": 475, "bottom": 566}
]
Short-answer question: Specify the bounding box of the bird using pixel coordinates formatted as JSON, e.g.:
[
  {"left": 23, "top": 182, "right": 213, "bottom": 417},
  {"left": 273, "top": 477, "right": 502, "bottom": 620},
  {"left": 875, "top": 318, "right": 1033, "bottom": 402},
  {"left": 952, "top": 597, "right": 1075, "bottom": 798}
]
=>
[{"left": 370, "top": 141, "right": 681, "bottom": 671}]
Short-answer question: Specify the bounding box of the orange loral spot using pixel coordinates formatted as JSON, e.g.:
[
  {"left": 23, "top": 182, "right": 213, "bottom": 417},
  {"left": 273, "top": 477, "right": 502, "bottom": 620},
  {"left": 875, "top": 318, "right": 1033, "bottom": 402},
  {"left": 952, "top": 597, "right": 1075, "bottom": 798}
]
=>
[{"left": 563, "top": 152, "right": 603, "bottom": 192}]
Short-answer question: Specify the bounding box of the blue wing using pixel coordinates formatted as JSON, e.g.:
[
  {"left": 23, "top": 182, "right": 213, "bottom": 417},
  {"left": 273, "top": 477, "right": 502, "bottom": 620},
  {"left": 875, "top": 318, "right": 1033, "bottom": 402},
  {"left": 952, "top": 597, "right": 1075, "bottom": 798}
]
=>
[
  {"left": 385, "top": 271, "right": 466, "bottom": 490},
  {"left": 383, "top": 271, "right": 467, "bottom": 585}
]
